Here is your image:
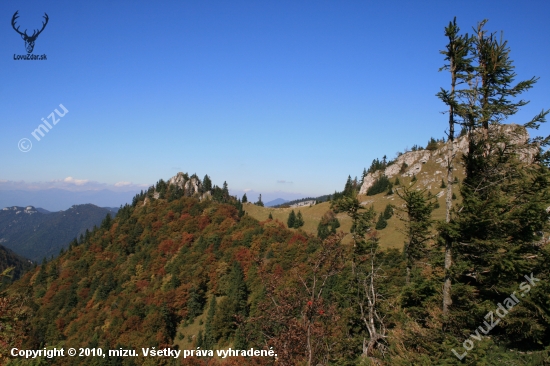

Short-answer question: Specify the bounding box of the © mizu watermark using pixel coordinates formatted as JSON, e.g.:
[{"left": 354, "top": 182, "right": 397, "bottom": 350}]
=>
[
  {"left": 451, "top": 272, "right": 541, "bottom": 360},
  {"left": 18, "top": 104, "right": 69, "bottom": 152}
]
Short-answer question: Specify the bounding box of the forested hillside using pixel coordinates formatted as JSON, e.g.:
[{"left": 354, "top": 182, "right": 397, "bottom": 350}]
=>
[
  {"left": 0, "top": 245, "right": 32, "bottom": 284},
  {"left": 0, "top": 204, "right": 118, "bottom": 261},
  {"left": 2, "top": 18, "right": 550, "bottom": 366}
]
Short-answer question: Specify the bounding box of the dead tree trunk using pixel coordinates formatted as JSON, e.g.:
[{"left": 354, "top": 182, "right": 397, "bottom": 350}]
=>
[{"left": 359, "top": 239, "right": 387, "bottom": 359}]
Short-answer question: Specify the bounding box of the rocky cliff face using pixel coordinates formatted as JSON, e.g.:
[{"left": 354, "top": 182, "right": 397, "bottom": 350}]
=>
[
  {"left": 168, "top": 172, "right": 203, "bottom": 196},
  {"left": 146, "top": 172, "right": 206, "bottom": 205},
  {"left": 359, "top": 124, "right": 533, "bottom": 195}
]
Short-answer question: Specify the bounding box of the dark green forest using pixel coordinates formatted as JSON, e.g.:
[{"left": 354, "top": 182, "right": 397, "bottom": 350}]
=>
[{"left": 0, "top": 204, "right": 119, "bottom": 261}]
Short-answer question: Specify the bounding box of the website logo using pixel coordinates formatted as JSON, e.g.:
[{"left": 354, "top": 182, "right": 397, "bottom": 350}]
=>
[{"left": 11, "top": 11, "right": 48, "bottom": 60}]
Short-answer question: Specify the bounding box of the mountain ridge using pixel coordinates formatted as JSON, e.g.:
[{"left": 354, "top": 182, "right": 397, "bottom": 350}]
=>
[
  {"left": 264, "top": 198, "right": 288, "bottom": 207},
  {"left": 0, "top": 188, "right": 138, "bottom": 212},
  {"left": 0, "top": 203, "right": 118, "bottom": 261}
]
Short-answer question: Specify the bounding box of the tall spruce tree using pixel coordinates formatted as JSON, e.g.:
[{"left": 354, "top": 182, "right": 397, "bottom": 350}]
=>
[
  {"left": 331, "top": 195, "right": 386, "bottom": 357},
  {"left": 213, "top": 262, "right": 249, "bottom": 341},
  {"left": 295, "top": 211, "right": 304, "bottom": 228},
  {"left": 222, "top": 181, "right": 229, "bottom": 201},
  {"left": 255, "top": 194, "right": 264, "bottom": 207},
  {"left": 437, "top": 17, "right": 473, "bottom": 314},
  {"left": 287, "top": 210, "right": 296, "bottom": 228},
  {"left": 229, "top": 262, "right": 248, "bottom": 316},
  {"left": 441, "top": 19, "right": 550, "bottom": 350},
  {"left": 397, "top": 186, "right": 435, "bottom": 284},
  {"left": 204, "top": 296, "right": 217, "bottom": 349},
  {"left": 343, "top": 175, "right": 354, "bottom": 197},
  {"left": 203, "top": 174, "right": 212, "bottom": 192}
]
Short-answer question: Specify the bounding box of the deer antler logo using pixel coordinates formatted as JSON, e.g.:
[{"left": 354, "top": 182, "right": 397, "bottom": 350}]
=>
[{"left": 11, "top": 11, "right": 49, "bottom": 54}]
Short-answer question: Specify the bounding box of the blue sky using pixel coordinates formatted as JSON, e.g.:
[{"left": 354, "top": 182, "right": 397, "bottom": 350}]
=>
[{"left": 2, "top": 0, "right": 549, "bottom": 203}]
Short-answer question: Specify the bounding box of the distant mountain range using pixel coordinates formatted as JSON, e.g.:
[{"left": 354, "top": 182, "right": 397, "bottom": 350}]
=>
[
  {"left": 0, "top": 189, "right": 138, "bottom": 212},
  {"left": 264, "top": 198, "right": 289, "bottom": 207},
  {"left": 0, "top": 204, "right": 118, "bottom": 261}
]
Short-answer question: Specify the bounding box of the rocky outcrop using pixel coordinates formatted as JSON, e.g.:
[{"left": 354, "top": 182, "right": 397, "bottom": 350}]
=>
[
  {"left": 359, "top": 124, "right": 532, "bottom": 195},
  {"left": 168, "top": 172, "right": 187, "bottom": 189},
  {"left": 168, "top": 172, "right": 202, "bottom": 196},
  {"left": 184, "top": 178, "right": 201, "bottom": 196},
  {"left": 144, "top": 172, "right": 207, "bottom": 205},
  {"left": 290, "top": 200, "right": 316, "bottom": 208},
  {"left": 1, "top": 206, "right": 39, "bottom": 215}
]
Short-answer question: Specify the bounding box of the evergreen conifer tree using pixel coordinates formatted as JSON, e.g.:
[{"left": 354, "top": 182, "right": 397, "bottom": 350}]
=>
[
  {"left": 204, "top": 296, "right": 217, "bottom": 348},
  {"left": 234, "top": 199, "right": 245, "bottom": 218},
  {"left": 203, "top": 175, "right": 212, "bottom": 192},
  {"left": 441, "top": 19, "right": 550, "bottom": 345},
  {"left": 229, "top": 262, "right": 248, "bottom": 316},
  {"left": 242, "top": 193, "right": 248, "bottom": 203},
  {"left": 386, "top": 181, "right": 394, "bottom": 195},
  {"left": 366, "top": 175, "right": 391, "bottom": 196},
  {"left": 317, "top": 210, "right": 340, "bottom": 239},
  {"left": 100, "top": 213, "right": 112, "bottom": 230},
  {"left": 397, "top": 186, "right": 435, "bottom": 284},
  {"left": 287, "top": 210, "right": 296, "bottom": 228},
  {"left": 436, "top": 17, "right": 472, "bottom": 312},
  {"left": 222, "top": 181, "right": 229, "bottom": 201},
  {"left": 383, "top": 204, "right": 394, "bottom": 220},
  {"left": 255, "top": 194, "right": 264, "bottom": 207},
  {"left": 331, "top": 195, "right": 387, "bottom": 356},
  {"left": 375, "top": 213, "right": 387, "bottom": 230},
  {"left": 343, "top": 175, "right": 354, "bottom": 197},
  {"left": 295, "top": 211, "right": 304, "bottom": 228}
]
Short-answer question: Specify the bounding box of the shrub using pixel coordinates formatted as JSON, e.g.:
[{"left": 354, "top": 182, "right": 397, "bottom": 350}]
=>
[
  {"left": 426, "top": 137, "right": 439, "bottom": 151},
  {"left": 383, "top": 204, "right": 394, "bottom": 220},
  {"left": 375, "top": 213, "right": 387, "bottom": 230},
  {"left": 367, "top": 175, "right": 391, "bottom": 196}
]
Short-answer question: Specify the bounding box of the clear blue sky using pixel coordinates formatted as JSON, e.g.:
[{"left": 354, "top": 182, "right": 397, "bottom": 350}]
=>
[{"left": 2, "top": 0, "right": 549, "bottom": 201}]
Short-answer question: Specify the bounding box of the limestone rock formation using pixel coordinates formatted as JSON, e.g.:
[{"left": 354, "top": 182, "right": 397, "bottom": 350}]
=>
[
  {"left": 168, "top": 172, "right": 187, "bottom": 189},
  {"left": 147, "top": 172, "right": 207, "bottom": 202},
  {"left": 359, "top": 124, "right": 532, "bottom": 195}
]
